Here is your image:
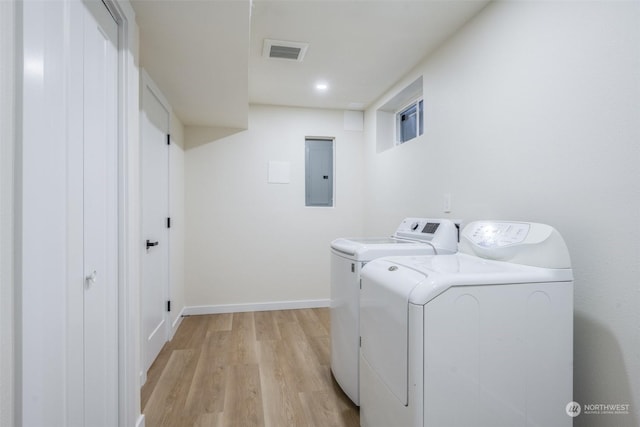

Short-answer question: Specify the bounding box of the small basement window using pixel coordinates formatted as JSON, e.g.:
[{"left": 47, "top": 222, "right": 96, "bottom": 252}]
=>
[
  {"left": 375, "top": 76, "right": 423, "bottom": 152},
  {"left": 397, "top": 99, "right": 423, "bottom": 144}
]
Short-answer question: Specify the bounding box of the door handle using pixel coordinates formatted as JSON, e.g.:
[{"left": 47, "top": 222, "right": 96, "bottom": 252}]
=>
[
  {"left": 146, "top": 240, "right": 159, "bottom": 250},
  {"left": 86, "top": 270, "right": 97, "bottom": 285}
]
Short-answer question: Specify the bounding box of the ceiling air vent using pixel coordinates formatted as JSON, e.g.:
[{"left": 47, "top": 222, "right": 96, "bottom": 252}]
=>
[{"left": 263, "top": 39, "right": 309, "bottom": 62}]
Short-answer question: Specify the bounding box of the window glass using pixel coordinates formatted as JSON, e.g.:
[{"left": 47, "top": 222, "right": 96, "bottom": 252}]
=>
[{"left": 397, "top": 99, "right": 423, "bottom": 144}]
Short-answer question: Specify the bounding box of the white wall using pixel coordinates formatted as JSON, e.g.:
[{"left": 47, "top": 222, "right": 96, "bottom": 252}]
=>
[
  {"left": 184, "top": 105, "right": 364, "bottom": 311},
  {"left": 0, "top": 1, "right": 15, "bottom": 425},
  {"left": 364, "top": 2, "right": 640, "bottom": 426}
]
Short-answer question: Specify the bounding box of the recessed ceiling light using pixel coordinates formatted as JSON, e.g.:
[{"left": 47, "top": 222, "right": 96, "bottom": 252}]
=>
[{"left": 316, "top": 83, "right": 329, "bottom": 91}]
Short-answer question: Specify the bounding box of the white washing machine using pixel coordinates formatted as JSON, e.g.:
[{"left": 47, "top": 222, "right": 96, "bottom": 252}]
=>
[
  {"left": 360, "top": 221, "right": 574, "bottom": 427},
  {"left": 330, "top": 218, "right": 460, "bottom": 405}
]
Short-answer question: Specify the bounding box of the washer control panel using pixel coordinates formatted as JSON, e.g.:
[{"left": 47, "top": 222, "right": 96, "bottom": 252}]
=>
[
  {"left": 394, "top": 218, "right": 459, "bottom": 241},
  {"left": 392, "top": 218, "right": 460, "bottom": 254},
  {"left": 467, "top": 222, "right": 530, "bottom": 248}
]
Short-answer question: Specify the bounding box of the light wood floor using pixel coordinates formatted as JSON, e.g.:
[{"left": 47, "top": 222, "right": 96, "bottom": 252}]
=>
[{"left": 141, "top": 308, "right": 360, "bottom": 427}]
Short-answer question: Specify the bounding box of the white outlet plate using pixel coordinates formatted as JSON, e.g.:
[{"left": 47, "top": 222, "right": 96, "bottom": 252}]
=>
[{"left": 443, "top": 193, "right": 452, "bottom": 213}]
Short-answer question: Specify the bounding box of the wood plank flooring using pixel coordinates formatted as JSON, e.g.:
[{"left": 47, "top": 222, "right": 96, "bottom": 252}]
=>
[{"left": 141, "top": 308, "right": 360, "bottom": 427}]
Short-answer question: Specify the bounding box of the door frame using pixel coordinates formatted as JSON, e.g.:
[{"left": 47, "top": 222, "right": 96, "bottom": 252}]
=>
[
  {"left": 0, "top": 0, "right": 16, "bottom": 424},
  {"left": 140, "top": 68, "right": 172, "bottom": 384},
  {"left": 104, "top": 1, "right": 145, "bottom": 425}
]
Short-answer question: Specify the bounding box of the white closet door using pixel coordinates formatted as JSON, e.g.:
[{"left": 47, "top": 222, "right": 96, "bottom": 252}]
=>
[
  {"left": 82, "top": 1, "right": 119, "bottom": 425},
  {"left": 141, "top": 75, "right": 170, "bottom": 375}
]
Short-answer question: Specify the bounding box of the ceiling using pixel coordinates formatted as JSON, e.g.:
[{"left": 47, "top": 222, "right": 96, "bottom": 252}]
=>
[{"left": 131, "top": 0, "right": 490, "bottom": 130}]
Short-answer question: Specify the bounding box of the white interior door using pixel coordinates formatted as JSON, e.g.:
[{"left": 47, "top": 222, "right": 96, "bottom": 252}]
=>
[
  {"left": 82, "top": 1, "right": 119, "bottom": 425},
  {"left": 141, "top": 75, "right": 170, "bottom": 376}
]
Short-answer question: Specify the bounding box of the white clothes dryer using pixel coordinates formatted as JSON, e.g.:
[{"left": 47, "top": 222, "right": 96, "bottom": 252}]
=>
[
  {"left": 360, "top": 221, "right": 574, "bottom": 427},
  {"left": 330, "top": 218, "right": 459, "bottom": 405}
]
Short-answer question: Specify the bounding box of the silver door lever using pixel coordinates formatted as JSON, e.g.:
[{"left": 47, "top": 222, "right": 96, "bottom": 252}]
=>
[{"left": 86, "top": 270, "right": 97, "bottom": 285}]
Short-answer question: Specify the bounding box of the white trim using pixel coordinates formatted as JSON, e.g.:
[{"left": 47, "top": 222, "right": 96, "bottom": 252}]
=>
[
  {"left": 139, "top": 370, "right": 146, "bottom": 389},
  {"left": 0, "top": 1, "right": 15, "bottom": 425},
  {"left": 183, "top": 299, "right": 330, "bottom": 316},
  {"left": 106, "top": 1, "right": 142, "bottom": 426},
  {"left": 141, "top": 69, "right": 172, "bottom": 115},
  {"left": 169, "top": 306, "right": 185, "bottom": 340}
]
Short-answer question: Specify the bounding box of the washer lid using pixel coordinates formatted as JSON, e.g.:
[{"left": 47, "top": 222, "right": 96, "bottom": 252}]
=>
[
  {"left": 330, "top": 218, "right": 460, "bottom": 260},
  {"left": 330, "top": 237, "right": 436, "bottom": 261}
]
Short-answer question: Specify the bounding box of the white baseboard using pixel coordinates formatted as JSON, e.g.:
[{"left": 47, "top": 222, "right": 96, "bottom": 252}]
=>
[
  {"left": 136, "top": 414, "right": 145, "bottom": 427},
  {"left": 183, "top": 299, "right": 330, "bottom": 316},
  {"left": 169, "top": 306, "right": 185, "bottom": 340}
]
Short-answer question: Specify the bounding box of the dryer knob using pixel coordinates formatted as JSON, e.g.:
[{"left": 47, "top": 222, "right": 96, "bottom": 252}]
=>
[{"left": 411, "top": 222, "right": 420, "bottom": 231}]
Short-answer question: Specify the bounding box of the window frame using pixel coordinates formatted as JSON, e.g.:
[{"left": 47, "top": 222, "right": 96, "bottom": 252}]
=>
[{"left": 395, "top": 97, "right": 424, "bottom": 145}]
